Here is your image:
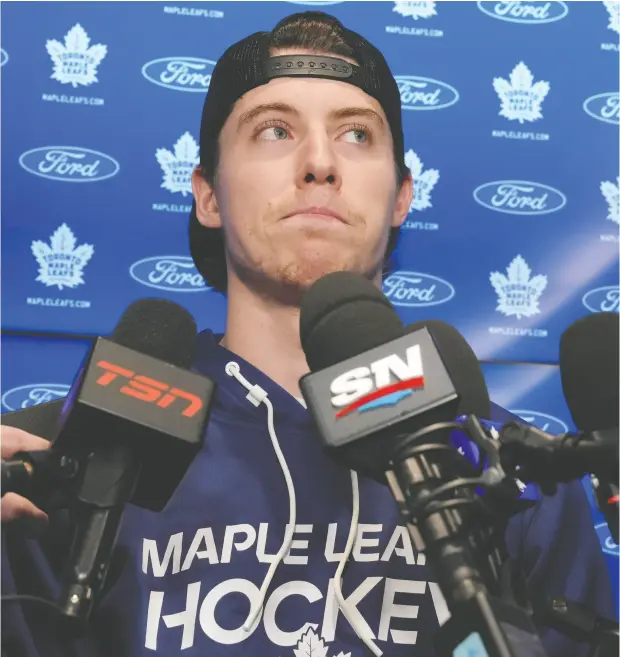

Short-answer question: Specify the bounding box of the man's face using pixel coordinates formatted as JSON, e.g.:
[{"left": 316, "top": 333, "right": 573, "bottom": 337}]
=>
[{"left": 193, "top": 54, "right": 412, "bottom": 300}]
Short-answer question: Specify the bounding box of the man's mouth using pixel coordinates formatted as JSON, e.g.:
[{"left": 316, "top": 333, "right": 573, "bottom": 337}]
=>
[{"left": 283, "top": 207, "right": 347, "bottom": 224}]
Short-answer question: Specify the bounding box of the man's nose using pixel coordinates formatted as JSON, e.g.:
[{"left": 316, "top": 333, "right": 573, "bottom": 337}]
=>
[{"left": 295, "top": 133, "right": 342, "bottom": 190}]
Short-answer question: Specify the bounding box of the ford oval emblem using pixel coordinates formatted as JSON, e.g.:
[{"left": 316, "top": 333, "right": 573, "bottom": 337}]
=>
[
  {"left": 129, "top": 255, "right": 209, "bottom": 292},
  {"left": 477, "top": 1, "right": 568, "bottom": 24},
  {"left": 473, "top": 180, "right": 567, "bottom": 215},
  {"left": 2, "top": 383, "right": 70, "bottom": 412},
  {"left": 395, "top": 76, "right": 460, "bottom": 111},
  {"left": 583, "top": 92, "right": 620, "bottom": 126},
  {"left": 19, "top": 146, "right": 120, "bottom": 182},
  {"left": 383, "top": 271, "right": 455, "bottom": 307},
  {"left": 582, "top": 286, "right": 620, "bottom": 314},
  {"left": 141, "top": 57, "right": 216, "bottom": 93}
]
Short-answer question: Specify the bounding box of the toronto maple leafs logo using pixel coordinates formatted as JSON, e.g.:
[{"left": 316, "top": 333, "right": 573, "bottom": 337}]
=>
[
  {"left": 46, "top": 24, "right": 107, "bottom": 88},
  {"left": 288, "top": 628, "right": 350, "bottom": 657},
  {"left": 405, "top": 149, "right": 439, "bottom": 212},
  {"left": 493, "top": 62, "right": 550, "bottom": 124},
  {"left": 393, "top": 1, "right": 437, "bottom": 19},
  {"left": 601, "top": 177, "right": 620, "bottom": 225},
  {"left": 490, "top": 255, "right": 548, "bottom": 319},
  {"left": 604, "top": 0, "right": 620, "bottom": 35},
  {"left": 156, "top": 132, "right": 199, "bottom": 196},
  {"left": 31, "top": 224, "right": 94, "bottom": 290}
]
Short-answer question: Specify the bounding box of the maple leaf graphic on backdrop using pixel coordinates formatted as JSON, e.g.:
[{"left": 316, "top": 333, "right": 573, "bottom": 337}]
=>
[
  {"left": 156, "top": 132, "right": 200, "bottom": 196},
  {"left": 46, "top": 23, "right": 107, "bottom": 87},
  {"left": 490, "top": 254, "right": 547, "bottom": 319},
  {"left": 31, "top": 223, "right": 94, "bottom": 290},
  {"left": 601, "top": 177, "right": 620, "bottom": 225},
  {"left": 493, "top": 61, "right": 550, "bottom": 124},
  {"left": 405, "top": 148, "right": 440, "bottom": 212}
]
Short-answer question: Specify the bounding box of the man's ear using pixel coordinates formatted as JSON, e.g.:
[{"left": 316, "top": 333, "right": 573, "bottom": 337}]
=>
[
  {"left": 391, "top": 172, "right": 413, "bottom": 228},
  {"left": 192, "top": 166, "right": 221, "bottom": 229}
]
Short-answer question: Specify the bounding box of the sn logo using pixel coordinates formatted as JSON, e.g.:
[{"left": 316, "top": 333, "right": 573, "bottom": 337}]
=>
[
  {"left": 330, "top": 345, "right": 424, "bottom": 411},
  {"left": 95, "top": 360, "right": 203, "bottom": 418}
]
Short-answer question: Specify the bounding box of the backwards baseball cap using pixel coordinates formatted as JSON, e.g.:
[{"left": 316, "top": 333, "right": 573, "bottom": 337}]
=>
[{"left": 189, "top": 11, "right": 406, "bottom": 293}]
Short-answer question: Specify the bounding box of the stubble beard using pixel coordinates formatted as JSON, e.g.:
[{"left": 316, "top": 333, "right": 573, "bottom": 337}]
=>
[
  {"left": 273, "top": 234, "right": 384, "bottom": 305},
  {"left": 231, "top": 237, "right": 380, "bottom": 307},
  {"left": 229, "top": 206, "right": 387, "bottom": 306}
]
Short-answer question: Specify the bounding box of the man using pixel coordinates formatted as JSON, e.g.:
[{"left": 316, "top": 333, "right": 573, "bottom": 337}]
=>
[{"left": 1, "top": 11, "right": 614, "bottom": 657}]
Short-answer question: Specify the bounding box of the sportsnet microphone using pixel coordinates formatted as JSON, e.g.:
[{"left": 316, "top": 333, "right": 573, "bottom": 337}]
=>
[
  {"left": 299, "top": 272, "right": 546, "bottom": 657},
  {"left": 1, "top": 298, "right": 215, "bottom": 626}
]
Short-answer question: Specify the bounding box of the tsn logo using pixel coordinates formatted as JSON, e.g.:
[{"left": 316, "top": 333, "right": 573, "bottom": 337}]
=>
[
  {"left": 95, "top": 360, "right": 203, "bottom": 418},
  {"left": 330, "top": 345, "right": 425, "bottom": 418}
]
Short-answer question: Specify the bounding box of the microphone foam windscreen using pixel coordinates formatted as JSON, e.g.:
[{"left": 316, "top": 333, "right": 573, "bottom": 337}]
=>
[
  {"left": 405, "top": 320, "right": 490, "bottom": 419},
  {"left": 300, "top": 272, "right": 404, "bottom": 372},
  {"left": 111, "top": 298, "right": 198, "bottom": 369},
  {"left": 559, "top": 312, "right": 619, "bottom": 432}
]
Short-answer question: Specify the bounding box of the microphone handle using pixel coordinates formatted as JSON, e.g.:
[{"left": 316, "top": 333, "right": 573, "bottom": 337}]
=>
[
  {"left": 386, "top": 432, "right": 547, "bottom": 657},
  {"left": 58, "top": 442, "right": 141, "bottom": 625},
  {"left": 1, "top": 460, "right": 33, "bottom": 496},
  {"left": 1, "top": 450, "right": 78, "bottom": 500}
]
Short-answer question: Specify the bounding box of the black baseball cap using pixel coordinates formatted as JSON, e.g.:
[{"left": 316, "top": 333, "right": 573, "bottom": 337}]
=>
[{"left": 189, "top": 12, "right": 406, "bottom": 291}]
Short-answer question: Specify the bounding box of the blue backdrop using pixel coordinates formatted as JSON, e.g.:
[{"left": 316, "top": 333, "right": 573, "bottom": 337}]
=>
[{"left": 1, "top": 0, "right": 618, "bottom": 611}]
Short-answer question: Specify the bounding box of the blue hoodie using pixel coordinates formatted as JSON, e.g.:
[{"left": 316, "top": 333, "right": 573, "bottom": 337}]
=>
[{"left": 2, "top": 330, "right": 615, "bottom": 657}]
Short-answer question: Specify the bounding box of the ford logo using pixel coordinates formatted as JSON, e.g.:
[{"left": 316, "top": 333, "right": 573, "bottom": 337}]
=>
[
  {"left": 477, "top": 1, "right": 568, "bottom": 23},
  {"left": 582, "top": 286, "right": 620, "bottom": 313},
  {"left": 473, "top": 180, "right": 566, "bottom": 215},
  {"left": 2, "top": 383, "right": 70, "bottom": 412},
  {"left": 383, "top": 271, "right": 455, "bottom": 307},
  {"left": 0, "top": 48, "right": 8, "bottom": 67},
  {"left": 129, "top": 256, "right": 209, "bottom": 292},
  {"left": 595, "top": 523, "right": 620, "bottom": 557},
  {"left": 395, "top": 76, "right": 459, "bottom": 111},
  {"left": 19, "top": 146, "right": 120, "bottom": 183},
  {"left": 583, "top": 92, "right": 620, "bottom": 126},
  {"left": 142, "top": 57, "right": 216, "bottom": 93},
  {"left": 510, "top": 410, "right": 569, "bottom": 434}
]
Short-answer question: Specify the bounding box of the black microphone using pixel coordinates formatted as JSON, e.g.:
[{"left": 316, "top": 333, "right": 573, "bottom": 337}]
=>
[
  {"left": 2, "top": 298, "right": 216, "bottom": 627},
  {"left": 1, "top": 401, "right": 79, "bottom": 515},
  {"left": 496, "top": 312, "right": 620, "bottom": 657},
  {"left": 497, "top": 422, "right": 618, "bottom": 494},
  {"left": 299, "top": 272, "right": 546, "bottom": 657},
  {"left": 560, "top": 311, "right": 619, "bottom": 545},
  {"left": 1, "top": 450, "right": 79, "bottom": 502}
]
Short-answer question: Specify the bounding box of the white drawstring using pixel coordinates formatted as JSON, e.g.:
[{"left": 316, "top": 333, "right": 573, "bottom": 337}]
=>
[
  {"left": 224, "top": 362, "right": 297, "bottom": 632},
  {"left": 224, "top": 361, "right": 381, "bottom": 655},
  {"left": 334, "top": 470, "right": 383, "bottom": 656}
]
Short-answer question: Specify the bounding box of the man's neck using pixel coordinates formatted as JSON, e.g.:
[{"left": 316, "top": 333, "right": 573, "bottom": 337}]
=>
[{"left": 222, "top": 276, "right": 309, "bottom": 399}]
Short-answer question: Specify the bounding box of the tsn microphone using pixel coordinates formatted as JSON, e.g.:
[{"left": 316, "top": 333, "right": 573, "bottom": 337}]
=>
[
  {"left": 299, "top": 272, "right": 547, "bottom": 657},
  {"left": 2, "top": 298, "right": 215, "bottom": 626},
  {"left": 560, "top": 311, "right": 619, "bottom": 545}
]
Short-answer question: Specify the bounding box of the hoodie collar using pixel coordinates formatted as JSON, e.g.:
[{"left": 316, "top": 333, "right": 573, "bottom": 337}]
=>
[{"left": 193, "top": 329, "right": 314, "bottom": 428}]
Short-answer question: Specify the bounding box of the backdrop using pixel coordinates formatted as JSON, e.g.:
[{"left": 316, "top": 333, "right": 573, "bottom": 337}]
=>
[{"left": 1, "top": 0, "right": 619, "bottom": 610}]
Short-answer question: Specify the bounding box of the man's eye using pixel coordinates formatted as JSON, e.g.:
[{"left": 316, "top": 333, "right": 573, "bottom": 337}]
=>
[
  {"left": 342, "top": 128, "right": 369, "bottom": 144},
  {"left": 258, "top": 125, "right": 290, "bottom": 141}
]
